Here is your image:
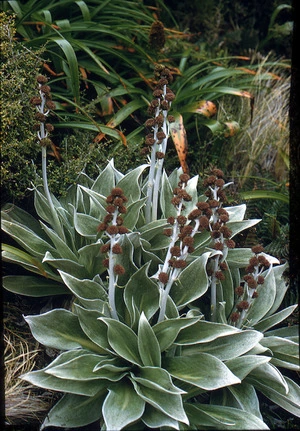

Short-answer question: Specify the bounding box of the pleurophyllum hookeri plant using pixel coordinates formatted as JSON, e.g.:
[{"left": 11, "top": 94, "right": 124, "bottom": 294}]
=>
[{"left": 1, "top": 67, "right": 299, "bottom": 430}]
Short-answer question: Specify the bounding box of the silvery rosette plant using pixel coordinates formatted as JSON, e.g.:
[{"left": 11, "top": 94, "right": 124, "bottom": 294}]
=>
[{"left": 2, "top": 68, "right": 299, "bottom": 430}]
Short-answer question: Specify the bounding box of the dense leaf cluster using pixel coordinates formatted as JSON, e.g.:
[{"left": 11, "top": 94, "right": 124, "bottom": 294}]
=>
[{"left": 2, "top": 161, "right": 299, "bottom": 429}]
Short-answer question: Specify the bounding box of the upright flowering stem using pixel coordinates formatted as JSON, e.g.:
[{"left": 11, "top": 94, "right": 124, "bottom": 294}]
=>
[
  {"left": 31, "top": 75, "right": 64, "bottom": 240},
  {"left": 157, "top": 173, "right": 208, "bottom": 322},
  {"left": 142, "top": 66, "right": 175, "bottom": 223},
  {"left": 98, "top": 188, "right": 128, "bottom": 320},
  {"left": 203, "top": 169, "right": 234, "bottom": 322},
  {"left": 230, "top": 245, "right": 271, "bottom": 328}
]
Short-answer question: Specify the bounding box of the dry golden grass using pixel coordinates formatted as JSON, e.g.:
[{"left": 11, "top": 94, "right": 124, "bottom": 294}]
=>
[
  {"left": 4, "top": 318, "right": 54, "bottom": 425},
  {"left": 218, "top": 54, "right": 290, "bottom": 186}
]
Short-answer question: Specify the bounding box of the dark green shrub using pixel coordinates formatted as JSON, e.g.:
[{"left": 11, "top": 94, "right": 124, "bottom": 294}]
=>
[{"left": 0, "top": 12, "right": 44, "bottom": 205}]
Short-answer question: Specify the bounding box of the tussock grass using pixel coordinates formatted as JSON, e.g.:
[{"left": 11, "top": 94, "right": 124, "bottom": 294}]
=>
[
  {"left": 219, "top": 55, "right": 290, "bottom": 186},
  {"left": 4, "top": 319, "right": 54, "bottom": 425}
]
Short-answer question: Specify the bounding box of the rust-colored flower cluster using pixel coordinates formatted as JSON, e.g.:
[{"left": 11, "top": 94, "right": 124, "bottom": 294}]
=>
[
  {"left": 230, "top": 244, "right": 270, "bottom": 326},
  {"left": 149, "top": 20, "right": 166, "bottom": 51},
  {"left": 141, "top": 65, "right": 175, "bottom": 159},
  {"left": 201, "top": 169, "right": 234, "bottom": 284},
  {"left": 30, "top": 75, "right": 56, "bottom": 149},
  {"left": 98, "top": 187, "right": 129, "bottom": 276}
]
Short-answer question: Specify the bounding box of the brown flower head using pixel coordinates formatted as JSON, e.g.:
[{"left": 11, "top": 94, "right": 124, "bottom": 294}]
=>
[
  {"left": 102, "top": 258, "right": 110, "bottom": 268},
  {"left": 219, "top": 261, "right": 228, "bottom": 271},
  {"left": 235, "top": 286, "right": 244, "bottom": 297},
  {"left": 236, "top": 300, "right": 250, "bottom": 311},
  {"left": 149, "top": 21, "right": 166, "bottom": 51},
  {"left": 196, "top": 202, "right": 210, "bottom": 211},
  {"left": 35, "top": 112, "right": 47, "bottom": 122},
  {"left": 36, "top": 75, "right": 48, "bottom": 84},
  {"left": 45, "top": 100, "right": 56, "bottom": 110},
  {"left": 214, "top": 242, "right": 224, "bottom": 251},
  {"left": 258, "top": 255, "right": 270, "bottom": 267},
  {"left": 114, "top": 264, "right": 126, "bottom": 275},
  {"left": 177, "top": 215, "right": 187, "bottom": 226},
  {"left": 219, "top": 226, "right": 232, "bottom": 238},
  {"left": 156, "top": 151, "right": 165, "bottom": 159},
  {"left": 225, "top": 239, "right": 236, "bottom": 249},
  {"left": 208, "top": 199, "right": 219, "bottom": 208},
  {"left": 106, "top": 225, "right": 119, "bottom": 235},
  {"left": 158, "top": 272, "right": 169, "bottom": 284},
  {"left": 100, "top": 243, "right": 110, "bottom": 254},
  {"left": 97, "top": 222, "right": 107, "bottom": 232},
  {"left": 105, "top": 204, "right": 116, "bottom": 214},
  {"left": 182, "top": 236, "right": 194, "bottom": 247},
  {"left": 247, "top": 277, "right": 258, "bottom": 289},
  {"left": 40, "top": 85, "right": 51, "bottom": 94},
  {"left": 170, "top": 246, "right": 181, "bottom": 257},
  {"left": 188, "top": 209, "right": 202, "bottom": 220},
  {"left": 112, "top": 244, "right": 123, "bottom": 254},
  {"left": 103, "top": 214, "right": 113, "bottom": 224},
  {"left": 211, "top": 168, "right": 224, "bottom": 178},
  {"left": 171, "top": 259, "right": 187, "bottom": 269},
  {"left": 251, "top": 244, "right": 264, "bottom": 254},
  {"left": 161, "top": 100, "right": 169, "bottom": 110},
  {"left": 215, "top": 178, "right": 225, "bottom": 188},
  {"left": 167, "top": 216, "right": 175, "bottom": 225},
  {"left": 230, "top": 312, "right": 240, "bottom": 322},
  {"left": 257, "top": 275, "right": 265, "bottom": 285},
  {"left": 203, "top": 175, "right": 217, "bottom": 187},
  {"left": 118, "top": 226, "right": 129, "bottom": 234},
  {"left": 45, "top": 123, "right": 55, "bottom": 132},
  {"left": 30, "top": 96, "right": 42, "bottom": 106},
  {"left": 179, "top": 225, "right": 194, "bottom": 238},
  {"left": 163, "top": 228, "right": 173, "bottom": 237},
  {"left": 249, "top": 256, "right": 259, "bottom": 267}
]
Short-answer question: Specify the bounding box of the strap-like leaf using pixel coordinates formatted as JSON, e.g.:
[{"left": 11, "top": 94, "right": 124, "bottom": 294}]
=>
[
  {"left": 102, "top": 381, "right": 145, "bottom": 431},
  {"left": 25, "top": 309, "right": 103, "bottom": 353},
  {"left": 185, "top": 403, "right": 269, "bottom": 429},
  {"left": 153, "top": 317, "right": 200, "bottom": 352},
  {"left": 137, "top": 313, "right": 161, "bottom": 367},
  {"left": 172, "top": 252, "right": 210, "bottom": 307},
  {"left": 164, "top": 353, "right": 240, "bottom": 390},
  {"left": 124, "top": 263, "right": 160, "bottom": 328},
  {"left": 41, "top": 391, "right": 106, "bottom": 429},
  {"left": 101, "top": 317, "right": 142, "bottom": 366},
  {"left": 254, "top": 304, "right": 298, "bottom": 333},
  {"left": 130, "top": 366, "right": 185, "bottom": 394},
  {"left": 181, "top": 329, "right": 263, "bottom": 361},
  {"left": 3, "top": 275, "right": 68, "bottom": 297},
  {"left": 21, "top": 369, "right": 105, "bottom": 397},
  {"left": 131, "top": 379, "right": 189, "bottom": 424}
]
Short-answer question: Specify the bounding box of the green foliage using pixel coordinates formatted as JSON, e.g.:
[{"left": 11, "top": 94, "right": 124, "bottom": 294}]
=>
[
  {"left": 0, "top": 0, "right": 277, "bottom": 192},
  {"left": 0, "top": 12, "right": 44, "bottom": 204},
  {"left": 2, "top": 158, "right": 299, "bottom": 429}
]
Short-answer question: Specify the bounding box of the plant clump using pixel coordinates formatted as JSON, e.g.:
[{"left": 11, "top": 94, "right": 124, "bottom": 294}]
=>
[{"left": 1, "top": 51, "right": 299, "bottom": 431}]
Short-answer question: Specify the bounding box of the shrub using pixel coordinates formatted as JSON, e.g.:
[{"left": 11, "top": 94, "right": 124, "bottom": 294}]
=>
[{"left": 0, "top": 12, "right": 43, "bottom": 205}]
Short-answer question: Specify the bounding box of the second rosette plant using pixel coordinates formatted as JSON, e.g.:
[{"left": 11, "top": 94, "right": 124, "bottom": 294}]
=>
[{"left": 2, "top": 68, "right": 299, "bottom": 430}]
